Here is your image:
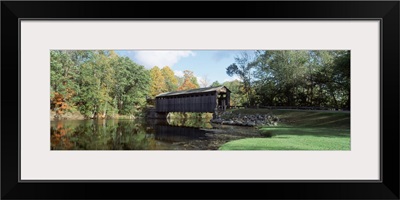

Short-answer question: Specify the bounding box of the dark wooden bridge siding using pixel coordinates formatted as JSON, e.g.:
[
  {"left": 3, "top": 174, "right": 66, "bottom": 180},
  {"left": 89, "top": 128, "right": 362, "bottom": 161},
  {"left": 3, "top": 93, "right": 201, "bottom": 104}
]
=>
[
  {"left": 155, "top": 86, "right": 230, "bottom": 113},
  {"left": 156, "top": 92, "right": 217, "bottom": 113}
]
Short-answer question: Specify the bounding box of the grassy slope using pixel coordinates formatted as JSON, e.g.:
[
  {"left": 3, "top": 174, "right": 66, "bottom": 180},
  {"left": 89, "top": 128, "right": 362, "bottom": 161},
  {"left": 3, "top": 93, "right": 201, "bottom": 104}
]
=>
[{"left": 219, "top": 109, "right": 350, "bottom": 150}]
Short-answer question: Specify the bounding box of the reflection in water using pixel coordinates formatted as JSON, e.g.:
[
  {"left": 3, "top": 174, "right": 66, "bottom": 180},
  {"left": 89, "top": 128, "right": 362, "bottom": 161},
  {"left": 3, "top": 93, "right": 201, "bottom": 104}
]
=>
[
  {"left": 154, "top": 125, "right": 207, "bottom": 142},
  {"left": 50, "top": 118, "right": 214, "bottom": 150},
  {"left": 167, "top": 116, "right": 213, "bottom": 129}
]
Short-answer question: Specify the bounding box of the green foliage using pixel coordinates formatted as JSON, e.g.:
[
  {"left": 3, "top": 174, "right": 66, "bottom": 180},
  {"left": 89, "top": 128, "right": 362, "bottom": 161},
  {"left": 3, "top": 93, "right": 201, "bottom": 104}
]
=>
[
  {"left": 227, "top": 50, "right": 351, "bottom": 109},
  {"left": 226, "top": 52, "right": 255, "bottom": 104},
  {"left": 190, "top": 76, "right": 200, "bottom": 88},
  {"left": 161, "top": 66, "right": 179, "bottom": 91},
  {"left": 50, "top": 50, "right": 150, "bottom": 118},
  {"left": 222, "top": 80, "right": 245, "bottom": 106},
  {"left": 112, "top": 56, "right": 150, "bottom": 115},
  {"left": 210, "top": 81, "right": 222, "bottom": 87}
]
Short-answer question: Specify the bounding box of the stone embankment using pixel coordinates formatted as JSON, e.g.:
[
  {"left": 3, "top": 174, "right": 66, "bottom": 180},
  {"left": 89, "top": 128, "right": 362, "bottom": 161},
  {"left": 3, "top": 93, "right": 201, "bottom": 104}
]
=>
[{"left": 210, "top": 112, "right": 279, "bottom": 127}]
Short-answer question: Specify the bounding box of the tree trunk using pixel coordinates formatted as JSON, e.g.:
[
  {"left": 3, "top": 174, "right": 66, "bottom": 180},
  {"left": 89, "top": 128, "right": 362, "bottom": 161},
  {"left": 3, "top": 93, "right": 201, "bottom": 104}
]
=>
[{"left": 329, "top": 90, "right": 338, "bottom": 109}]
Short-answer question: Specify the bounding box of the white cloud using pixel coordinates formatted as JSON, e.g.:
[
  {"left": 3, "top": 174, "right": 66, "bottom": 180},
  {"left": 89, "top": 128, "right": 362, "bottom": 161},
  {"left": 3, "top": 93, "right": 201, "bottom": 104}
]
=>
[
  {"left": 174, "top": 70, "right": 184, "bottom": 77},
  {"left": 134, "top": 51, "right": 195, "bottom": 69},
  {"left": 223, "top": 75, "right": 241, "bottom": 82}
]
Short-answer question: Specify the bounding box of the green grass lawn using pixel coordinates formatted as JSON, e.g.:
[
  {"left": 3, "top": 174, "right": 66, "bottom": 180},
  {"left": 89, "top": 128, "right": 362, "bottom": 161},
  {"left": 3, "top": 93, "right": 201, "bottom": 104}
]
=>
[{"left": 219, "top": 109, "right": 350, "bottom": 150}]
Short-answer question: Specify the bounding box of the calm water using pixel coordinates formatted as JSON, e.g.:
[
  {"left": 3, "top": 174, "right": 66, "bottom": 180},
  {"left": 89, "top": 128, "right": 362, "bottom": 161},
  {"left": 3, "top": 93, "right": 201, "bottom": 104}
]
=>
[{"left": 50, "top": 118, "right": 217, "bottom": 150}]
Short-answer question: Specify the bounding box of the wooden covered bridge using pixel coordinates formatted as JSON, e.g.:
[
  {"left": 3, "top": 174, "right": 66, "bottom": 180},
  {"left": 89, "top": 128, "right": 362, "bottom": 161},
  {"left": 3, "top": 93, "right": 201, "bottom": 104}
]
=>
[{"left": 149, "top": 86, "right": 231, "bottom": 118}]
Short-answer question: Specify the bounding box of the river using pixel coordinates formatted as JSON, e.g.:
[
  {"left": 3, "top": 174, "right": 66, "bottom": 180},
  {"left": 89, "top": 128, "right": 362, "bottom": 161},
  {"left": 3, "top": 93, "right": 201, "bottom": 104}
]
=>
[{"left": 50, "top": 118, "right": 261, "bottom": 150}]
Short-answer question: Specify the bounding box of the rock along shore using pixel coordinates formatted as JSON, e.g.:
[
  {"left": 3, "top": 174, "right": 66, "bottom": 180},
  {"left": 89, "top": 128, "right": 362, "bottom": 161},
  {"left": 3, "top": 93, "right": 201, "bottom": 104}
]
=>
[{"left": 210, "top": 112, "right": 279, "bottom": 127}]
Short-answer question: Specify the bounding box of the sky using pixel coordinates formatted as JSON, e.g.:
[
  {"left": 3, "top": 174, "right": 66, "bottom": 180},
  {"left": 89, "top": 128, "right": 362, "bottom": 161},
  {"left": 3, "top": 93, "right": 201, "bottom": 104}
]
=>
[{"left": 115, "top": 50, "right": 255, "bottom": 86}]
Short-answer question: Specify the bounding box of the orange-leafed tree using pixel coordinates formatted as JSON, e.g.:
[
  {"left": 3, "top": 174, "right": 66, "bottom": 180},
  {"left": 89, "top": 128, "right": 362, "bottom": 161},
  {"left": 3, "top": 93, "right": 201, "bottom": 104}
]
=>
[
  {"left": 52, "top": 92, "right": 70, "bottom": 118},
  {"left": 178, "top": 70, "right": 199, "bottom": 91}
]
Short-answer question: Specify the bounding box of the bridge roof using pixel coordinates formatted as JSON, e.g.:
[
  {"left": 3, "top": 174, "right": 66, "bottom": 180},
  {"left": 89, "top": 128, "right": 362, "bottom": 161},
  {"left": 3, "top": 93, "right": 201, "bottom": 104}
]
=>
[{"left": 156, "top": 86, "right": 230, "bottom": 98}]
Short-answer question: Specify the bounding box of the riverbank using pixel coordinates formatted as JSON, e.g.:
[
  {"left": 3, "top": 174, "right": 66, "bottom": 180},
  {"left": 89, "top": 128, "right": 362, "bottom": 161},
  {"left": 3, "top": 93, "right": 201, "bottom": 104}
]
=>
[
  {"left": 50, "top": 111, "right": 137, "bottom": 121},
  {"left": 174, "top": 108, "right": 351, "bottom": 150},
  {"left": 210, "top": 111, "right": 279, "bottom": 127},
  {"left": 216, "top": 108, "right": 351, "bottom": 150}
]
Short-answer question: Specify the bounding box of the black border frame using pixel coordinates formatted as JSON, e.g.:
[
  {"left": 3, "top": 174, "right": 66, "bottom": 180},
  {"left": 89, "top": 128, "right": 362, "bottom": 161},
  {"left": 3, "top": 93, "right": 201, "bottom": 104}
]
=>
[
  {"left": 2, "top": 1, "right": 399, "bottom": 199},
  {"left": 16, "top": 18, "right": 383, "bottom": 184}
]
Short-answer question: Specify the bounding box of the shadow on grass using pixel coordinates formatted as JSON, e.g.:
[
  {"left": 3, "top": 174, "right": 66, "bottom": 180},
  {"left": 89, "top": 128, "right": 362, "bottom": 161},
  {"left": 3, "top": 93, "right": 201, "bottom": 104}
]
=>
[
  {"left": 232, "top": 108, "right": 350, "bottom": 129},
  {"left": 258, "top": 126, "right": 350, "bottom": 138}
]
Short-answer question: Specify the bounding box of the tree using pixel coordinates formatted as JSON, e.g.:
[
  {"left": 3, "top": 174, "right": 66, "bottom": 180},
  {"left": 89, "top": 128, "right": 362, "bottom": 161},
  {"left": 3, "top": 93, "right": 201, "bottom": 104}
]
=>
[
  {"left": 50, "top": 50, "right": 94, "bottom": 117},
  {"left": 252, "top": 50, "right": 350, "bottom": 109},
  {"left": 161, "top": 66, "right": 178, "bottom": 91},
  {"left": 76, "top": 50, "right": 115, "bottom": 118},
  {"left": 252, "top": 50, "right": 310, "bottom": 106},
  {"left": 111, "top": 56, "right": 150, "bottom": 115},
  {"left": 312, "top": 50, "right": 350, "bottom": 109},
  {"left": 222, "top": 80, "right": 245, "bottom": 106},
  {"left": 332, "top": 50, "right": 350, "bottom": 109},
  {"left": 149, "top": 66, "right": 166, "bottom": 97},
  {"left": 226, "top": 52, "right": 255, "bottom": 105},
  {"left": 50, "top": 50, "right": 150, "bottom": 119},
  {"left": 191, "top": 76, "right": 200, "bottom": 88},
  {"left": 50, "top": 51, "right": 79, "bottom": 116},
  {"left": 210, "top": 81, "right": 222, "bottom": 87},
  {"left": 178, "top": 70, "right": 199, "bottom": 91}
]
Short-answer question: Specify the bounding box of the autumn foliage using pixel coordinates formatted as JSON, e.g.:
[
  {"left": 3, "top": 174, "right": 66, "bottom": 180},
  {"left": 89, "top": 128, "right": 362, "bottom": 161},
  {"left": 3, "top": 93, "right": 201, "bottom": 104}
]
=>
[
  {"left": 149, "top": 66, "right": 167, "bottom": 97},
  {"left": 177, "top": 70, "right": 199, "bottom": 91},
  {"left": 52, "top": 92, "right": 68, "bottom": 117},
  {"left": 161, "top": 66, "right": 178, "bottom": 91},
  {"left": 51, "top": 50, "right": 206, "bottom": 119},
  {"left": 50, "top": 121, "right": 73, "bottom": 149},
  {"left": 150, "top": 67, "right": 199, "bottom": 96}
]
